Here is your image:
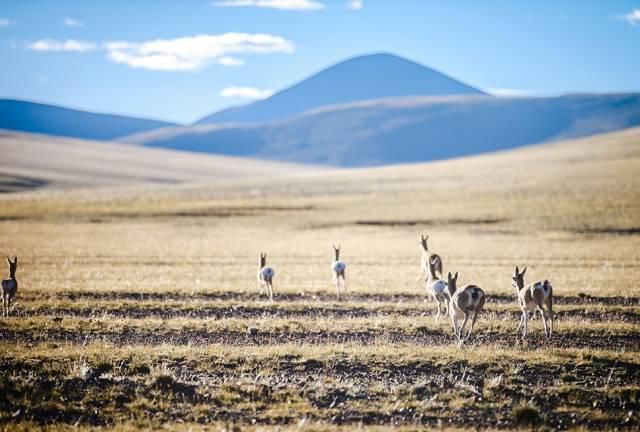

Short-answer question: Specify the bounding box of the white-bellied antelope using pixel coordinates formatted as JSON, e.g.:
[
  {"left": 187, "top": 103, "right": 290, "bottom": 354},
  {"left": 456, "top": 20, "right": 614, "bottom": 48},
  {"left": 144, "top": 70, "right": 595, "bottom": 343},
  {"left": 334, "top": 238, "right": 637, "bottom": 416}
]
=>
[
  {"left": 257, "top": 253, "right": 275, "bottom": 301},
  {"left": 417, "top": 234, "right": 443, "bottom": 282},
  {"left": 425, "top": 256, "right": 449, "bottom": 319},
  {"left": 331, "top": 245, "right": 347, "bottom": 300},
  {"left": 1, "top": 257, "right": 18, "bottom": 317},
  {"left": 447, "top": 272, "right": 485, "bottom": 342},
  {"left": 512, "top": 266, "right": 553, "bottom": 340}
]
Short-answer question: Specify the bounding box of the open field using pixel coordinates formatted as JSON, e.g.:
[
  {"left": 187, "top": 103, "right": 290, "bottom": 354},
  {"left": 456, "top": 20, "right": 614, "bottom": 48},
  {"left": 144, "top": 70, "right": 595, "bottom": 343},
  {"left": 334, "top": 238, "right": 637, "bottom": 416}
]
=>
[{"left": 1, "top": 128, "right": 639, "bottom": 430}]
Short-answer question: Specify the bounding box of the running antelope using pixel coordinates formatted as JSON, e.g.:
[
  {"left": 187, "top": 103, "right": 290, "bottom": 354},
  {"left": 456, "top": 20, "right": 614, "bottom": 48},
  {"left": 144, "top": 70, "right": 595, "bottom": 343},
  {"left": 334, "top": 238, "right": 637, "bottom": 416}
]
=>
[
  {"left": 417, "top": 234, "right": 443, "bottom": 282},
  {"left": 425, "top": 256, "right": 449, "bottom": 319},
  {"left": 512, "top": 266, "right": 553, "bottom": 340},
  {"left": 1, "top": 257, "right": 18, "bottom": 317},
  {"left": 257, "top": 253, "right": 275, "bottom": 301},
  {"left": 447, "top": 272, "right": 486, "bottom": 342},
  {"left": 331, "top": 245, "right": 347, "bottom": 300}
]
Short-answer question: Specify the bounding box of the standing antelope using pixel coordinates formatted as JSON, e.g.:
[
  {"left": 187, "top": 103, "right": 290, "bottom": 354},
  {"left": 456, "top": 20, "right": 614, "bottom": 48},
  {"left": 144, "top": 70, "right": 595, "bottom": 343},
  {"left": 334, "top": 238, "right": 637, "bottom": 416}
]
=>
[
  {"left": 257, "top": 253, "right": 275, "bottom": 301},
  {"left": 425, "top": 256, "right": 449, "bottom": 319},
  {"left": 331, "top": 245, "right": 347, "bottom": 300},
  {"left": 447, "top": 272, "right": 485, "bottom": 342},
  {"left": 417, "top": 234, "right": 443, "bottom": 282},
  {"left": 512, "top": 266, "right": 553, "bottom": 340},
  {"left": 1, "top": 257, "right": 18, "bottom": 318}
]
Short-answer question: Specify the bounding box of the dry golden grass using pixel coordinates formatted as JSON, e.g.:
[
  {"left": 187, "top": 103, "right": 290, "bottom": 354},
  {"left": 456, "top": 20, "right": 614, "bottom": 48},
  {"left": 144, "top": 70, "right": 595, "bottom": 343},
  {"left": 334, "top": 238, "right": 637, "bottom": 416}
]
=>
[{"left": 0, "top": 128, "right": 639, "bottom": 430}]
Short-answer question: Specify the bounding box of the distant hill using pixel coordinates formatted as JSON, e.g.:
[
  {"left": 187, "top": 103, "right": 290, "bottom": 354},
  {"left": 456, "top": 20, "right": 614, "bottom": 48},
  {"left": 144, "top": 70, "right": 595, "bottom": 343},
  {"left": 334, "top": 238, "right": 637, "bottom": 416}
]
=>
[
  {"left": 0, "top": 99, "right": 178, "bottom": 141},
  {"left": 0, "top": 130, "right": 313, "bottom": 192},
  {"left": 123, "top": 93, "right": 640, "bottom": 167},
  {"left": 195, "top": 53, "right": 485, "bottom": 125}
]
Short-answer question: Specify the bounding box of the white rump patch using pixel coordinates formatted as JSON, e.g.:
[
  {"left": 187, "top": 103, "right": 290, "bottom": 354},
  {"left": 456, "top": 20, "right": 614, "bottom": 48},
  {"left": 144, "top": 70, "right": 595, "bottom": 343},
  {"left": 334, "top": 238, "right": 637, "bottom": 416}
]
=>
[
  {"left": 332, "top": 261, "right": 346, "bottom": 273},
  {"left": 431, "top": 280, "right": 446, "bottom": 295},
  {"left": 260, "top": 267, "right": 274, "bottom": 279}
]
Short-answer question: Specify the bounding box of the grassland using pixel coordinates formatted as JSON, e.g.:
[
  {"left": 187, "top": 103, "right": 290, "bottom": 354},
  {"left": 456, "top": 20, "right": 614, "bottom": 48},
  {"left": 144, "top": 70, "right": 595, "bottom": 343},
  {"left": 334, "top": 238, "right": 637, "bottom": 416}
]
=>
[{"left": 0, "top": 128, "right": 639, "bottom": 430}]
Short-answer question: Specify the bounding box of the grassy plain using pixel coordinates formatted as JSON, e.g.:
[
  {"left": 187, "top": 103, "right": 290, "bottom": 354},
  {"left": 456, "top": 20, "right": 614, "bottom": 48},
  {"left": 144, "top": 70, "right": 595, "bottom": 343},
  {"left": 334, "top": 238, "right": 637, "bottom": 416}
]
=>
[{"left": 1, "top": 128, "right": 639, "bottom": 430}]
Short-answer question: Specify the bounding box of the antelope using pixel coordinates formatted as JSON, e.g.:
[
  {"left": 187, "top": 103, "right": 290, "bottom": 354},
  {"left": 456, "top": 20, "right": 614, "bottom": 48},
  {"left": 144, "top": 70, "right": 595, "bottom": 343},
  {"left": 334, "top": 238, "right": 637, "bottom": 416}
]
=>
[
  {"left": 331, "top": 245, "right": 347, "bottom": 300},
  {"left": 1, "top": 257, "right": 18, "bottom": 318},
  {"left": 425, "top": 256, "right": 449, "bottom": 319},
  {"left": 417, "top": 234, "right": 443, "bottom": 282},
  {"left": 447, "top": 272, "right": 485, "bottom": 342},
  {"left": 512, "top": 266, "right": 553, "bottom": 339},
  {"left": 257, "top": 253, "right": 275, "bottom": 301}
]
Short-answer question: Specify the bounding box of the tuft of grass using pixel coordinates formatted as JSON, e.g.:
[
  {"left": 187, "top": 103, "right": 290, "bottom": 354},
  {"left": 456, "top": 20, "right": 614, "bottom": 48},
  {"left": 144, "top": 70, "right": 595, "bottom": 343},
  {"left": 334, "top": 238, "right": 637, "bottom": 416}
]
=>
[
  {"left": 513, "top": 404, "right": 541, "bottom": 426},
  {"left": 67, "top": 357, "right": 91, "bottom": 379},
  {"left": 149, "top": 362, "right": 177, "bottom": 388}
]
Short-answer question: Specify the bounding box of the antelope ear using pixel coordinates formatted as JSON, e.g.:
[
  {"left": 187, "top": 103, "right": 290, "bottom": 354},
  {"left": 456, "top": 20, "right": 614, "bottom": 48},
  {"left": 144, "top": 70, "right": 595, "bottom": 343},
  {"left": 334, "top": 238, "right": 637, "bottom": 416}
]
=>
[
  {"left": 454, "top": 271, "right": 458, "bottom": 280},
  {"left": 13, "top": 257, "right": 17, "bottom": 264},
  {"left": 521, "top": 266, "right": 527, "bottom": 276},
  {"left": 447, "top": 272, "right": 452, "bottom": 279},
  {"left": 6, "top": 257, "right": 10, "bottom": 265},
  {"left": 515, "top": 265, "right": 519, "bottom": 275}
]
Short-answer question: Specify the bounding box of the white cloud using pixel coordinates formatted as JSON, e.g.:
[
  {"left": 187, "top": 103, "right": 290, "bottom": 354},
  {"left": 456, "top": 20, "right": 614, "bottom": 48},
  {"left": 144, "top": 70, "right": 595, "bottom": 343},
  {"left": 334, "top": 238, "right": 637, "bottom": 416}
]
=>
[
  {"left": 486, "top": 88, "right": 534, "bottom": 97},
  {"left": 212, "top": 0, "right": 325, "bottom": 10},
  {"left": 217, "top": 56, "right": 244, "bottom": 66},
  {"left": 64, "top": 18, "right": 84, "bottom": 27},
  {"left": 220, "top": 86, "right": 274, "bottom": 99},
  {"left": 0, "top": 18, "right": 13, "bottom": 27},
  {"left": 28, "top": 39, "right": 97, "bottom": 52},
  {"left": 346, "top": 0, "right": 363, "bottom": 10},
  {"left": 625, "top": 9, "right": 640, "bottom": 25},
  {"left": 103, "top": 33, "right": 294, "bottom": 71}
]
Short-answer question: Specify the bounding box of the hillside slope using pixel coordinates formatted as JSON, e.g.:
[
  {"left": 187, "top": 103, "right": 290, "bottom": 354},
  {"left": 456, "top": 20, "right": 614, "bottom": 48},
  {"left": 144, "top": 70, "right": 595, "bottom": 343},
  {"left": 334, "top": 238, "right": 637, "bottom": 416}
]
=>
[
  {"left": 196, "top": 53, "right": 485, "bottom": 125},
  {"left": 0, "top": 130, "right": 313, "bottom": 192},
  {"left": 125, "top": 93, "right": 640, "bottom": 167},
  {"left": 0, "top": 99, "right": 178, "bottom": 141}
]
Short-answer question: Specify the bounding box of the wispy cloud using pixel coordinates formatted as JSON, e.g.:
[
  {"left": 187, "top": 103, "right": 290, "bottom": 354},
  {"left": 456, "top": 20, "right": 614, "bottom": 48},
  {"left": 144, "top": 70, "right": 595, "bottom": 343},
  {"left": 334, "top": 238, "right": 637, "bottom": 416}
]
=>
[
  {"left": 103, "top": 33, "right": 294, "bottom": 71},
  {"left": 64, "top": 18, "right": 84, "bottom": 27},
  {"left": 486, "top": 87, "right": 533, "bottom": 97},
  {"left": 0, "top": 18, "right": 14, "bottom": 27},
  {"left": 220, "top": 86, "right": 274, "bottom": 99},
  {"left": 625, "top": 9, "right": 640, "bottom": 25},
  {"left": 212, "top": 0, "right": 325, "bottom": 10},
  {"left": 217, "top": 56, "right": 244, "bottom": 66},
  {"left": 346, "top": 0, "right": 363, "bottom": 10},
  {"left": 28, "top": 39, "right": 97, "bottom": 52}
]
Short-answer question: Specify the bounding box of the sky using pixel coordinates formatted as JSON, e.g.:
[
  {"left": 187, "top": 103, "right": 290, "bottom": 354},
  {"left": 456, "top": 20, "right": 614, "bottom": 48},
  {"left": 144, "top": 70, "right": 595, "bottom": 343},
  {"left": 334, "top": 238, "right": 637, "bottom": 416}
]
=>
[{"left": 1, "top": 0, "right": 639, "bottom": 124}]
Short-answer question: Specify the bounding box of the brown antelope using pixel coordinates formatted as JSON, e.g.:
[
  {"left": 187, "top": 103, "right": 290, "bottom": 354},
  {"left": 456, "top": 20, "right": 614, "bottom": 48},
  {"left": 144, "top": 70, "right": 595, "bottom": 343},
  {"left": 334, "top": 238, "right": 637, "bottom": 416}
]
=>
[
  {"left": 331, "top": 245, "right": 347, "bottom": 300},
  {"left": 447, "top": 272, "right": 485, "bottom": 341},
  {"left": 257, "top": 253, "right": 275, "bottom": 301},
  {"left": 1, "top": 257, "right": 18, "bottom": 317},
  {"left": 425, "top": 256, "right": 449, "bottom": 319},
  {"left": 417, "top": 234, "right": 443, "bottom": 282},
  {"left": 512, "top": 266, "right": 553, "bottom": 339}
]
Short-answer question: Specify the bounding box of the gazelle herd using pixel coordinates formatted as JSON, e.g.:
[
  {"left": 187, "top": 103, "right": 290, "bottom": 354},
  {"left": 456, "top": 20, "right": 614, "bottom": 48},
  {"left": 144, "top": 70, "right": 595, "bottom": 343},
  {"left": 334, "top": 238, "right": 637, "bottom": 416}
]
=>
[
  {"left": 3, "top": 233, "right": 554, "bottom": 341},
  {"left": 256, "top": 233, "right": 554, "bottom": 342}
]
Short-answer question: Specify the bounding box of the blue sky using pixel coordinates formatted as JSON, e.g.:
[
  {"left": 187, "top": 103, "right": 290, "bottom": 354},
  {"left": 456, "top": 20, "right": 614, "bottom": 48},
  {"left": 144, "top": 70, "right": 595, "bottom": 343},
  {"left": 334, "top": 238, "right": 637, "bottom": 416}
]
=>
[{"left": 1, "top": 0, "right": 639, "bottom": 124}]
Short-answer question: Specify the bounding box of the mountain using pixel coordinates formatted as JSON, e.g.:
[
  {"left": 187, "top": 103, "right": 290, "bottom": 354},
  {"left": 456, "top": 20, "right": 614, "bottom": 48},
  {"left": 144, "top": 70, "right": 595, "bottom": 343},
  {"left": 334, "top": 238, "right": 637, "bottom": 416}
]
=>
[
  {"left": 0, "top": 99, "right": 178, "bottom": 141},
  {"left": 0, "top": 130, "right": 313, "bottom": 192},
  {"left": 123, "top": 93, "right": 640, "bottom": 167},
  {"left": 195, "top": 53, "right": 486, "bottom": 125}
]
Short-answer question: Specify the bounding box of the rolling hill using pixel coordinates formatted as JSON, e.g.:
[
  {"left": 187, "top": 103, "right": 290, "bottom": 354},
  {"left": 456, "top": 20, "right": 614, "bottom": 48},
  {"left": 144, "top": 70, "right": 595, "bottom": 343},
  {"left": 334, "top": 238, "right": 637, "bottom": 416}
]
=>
[
  {"left": 124, "top": 93, "right": 640, "bottom": 167},
  {"left": 0, "top": 130, "right": 313, "bottom": 193},
  {"left": 0, "top": 99, "right": 178, "bottom": 141},
  {"left": 195, "top": 53, "right": 486, "bottom": 125}
]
